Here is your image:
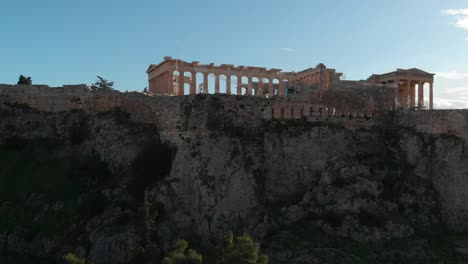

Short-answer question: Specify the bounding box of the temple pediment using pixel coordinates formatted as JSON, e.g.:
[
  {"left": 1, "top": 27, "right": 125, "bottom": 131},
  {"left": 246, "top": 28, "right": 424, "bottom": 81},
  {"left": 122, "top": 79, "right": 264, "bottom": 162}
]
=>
[{"left": 397, "top": 68, "right": 435, "bottom": 76}]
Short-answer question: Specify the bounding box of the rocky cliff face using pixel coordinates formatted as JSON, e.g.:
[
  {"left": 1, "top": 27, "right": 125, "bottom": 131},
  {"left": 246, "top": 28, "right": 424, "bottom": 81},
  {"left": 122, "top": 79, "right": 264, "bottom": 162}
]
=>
[{"left": 0, "top": 97, "right": 467, "bottom": 263}]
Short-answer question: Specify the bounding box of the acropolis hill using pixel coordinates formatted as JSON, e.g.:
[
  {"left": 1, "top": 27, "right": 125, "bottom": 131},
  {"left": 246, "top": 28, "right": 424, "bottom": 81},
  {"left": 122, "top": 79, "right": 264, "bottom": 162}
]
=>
[
  {"left": 0, "top": 57, "right": 462, "bottom": 143},
  {"left": 2, "top": 58, "right": 468, "bottom": 263}
]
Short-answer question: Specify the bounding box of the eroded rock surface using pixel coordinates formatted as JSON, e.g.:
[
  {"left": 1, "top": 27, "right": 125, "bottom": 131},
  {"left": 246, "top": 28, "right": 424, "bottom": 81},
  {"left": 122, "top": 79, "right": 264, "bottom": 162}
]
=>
[{"left": 0, "top": 99, "right": 467, "bottom": 263}]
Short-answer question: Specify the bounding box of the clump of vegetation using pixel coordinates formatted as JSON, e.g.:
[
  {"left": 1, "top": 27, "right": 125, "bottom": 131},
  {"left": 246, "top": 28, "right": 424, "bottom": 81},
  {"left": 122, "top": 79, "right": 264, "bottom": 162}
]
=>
[
  {"left": 263, "top": 218, "right": 463, "bottom": 263},
  {"left": 93, "top": 76, "right": 114, "bottom": 91},
  {"left": 17, "top": 75, "right": 32, "bottom": 85},
  {"left": 162, "top": 240, "right": 203, "bottom": 264},
  {"left": 217, "top": 231, "right": 269, "bottom": 264},
  {"left": 159, "top": 233, "right": 268, "bottom": 264},
  {"left": 63, "top": 253, "right": 86, "bottom": 264}
]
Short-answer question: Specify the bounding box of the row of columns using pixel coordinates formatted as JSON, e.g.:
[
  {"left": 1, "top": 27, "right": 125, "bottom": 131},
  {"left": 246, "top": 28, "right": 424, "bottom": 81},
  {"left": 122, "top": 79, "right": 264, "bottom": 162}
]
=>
[
  {"left": 300, "top": 72, "right": 334, "bottom": 90},
  {"left": 302, "top": 72, "right": 322, "bottom": 87},
  {"left": 398, "top": 80, "right": 433, "bottom": 110},
  {"left": 174, "top": 71, "right": 288, "bottom": 97},
  {"left": 152, "top": 72, "right": 172, "bottom": 95}
]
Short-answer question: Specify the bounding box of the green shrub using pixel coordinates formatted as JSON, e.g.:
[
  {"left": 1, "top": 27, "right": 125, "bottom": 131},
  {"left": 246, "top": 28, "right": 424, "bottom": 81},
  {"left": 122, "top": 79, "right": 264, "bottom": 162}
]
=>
[
  {"left": 217, "top": 231, "right": 268, "bottom": 264},
  {"left": 162, "top": 240, "right": 203, "bottom": 264},
  {"left": 63, "top": 253, "right": 86, "bottom": 264}
]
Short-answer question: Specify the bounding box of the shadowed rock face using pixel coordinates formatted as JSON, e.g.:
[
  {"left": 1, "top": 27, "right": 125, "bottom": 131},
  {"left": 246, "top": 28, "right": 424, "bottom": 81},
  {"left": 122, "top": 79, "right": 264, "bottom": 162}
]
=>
[
  {"left": 0, "top": 100, "right": 467, "bottom": 263},
  {"left": 162, "top": 124, "right": 443, "bottom": 241}
]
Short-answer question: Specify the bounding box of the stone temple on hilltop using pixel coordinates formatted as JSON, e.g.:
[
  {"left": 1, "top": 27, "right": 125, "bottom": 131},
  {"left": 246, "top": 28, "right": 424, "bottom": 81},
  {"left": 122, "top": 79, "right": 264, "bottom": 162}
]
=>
[{"left": 147, "top": 56, "right": 435, "bottom": 111}]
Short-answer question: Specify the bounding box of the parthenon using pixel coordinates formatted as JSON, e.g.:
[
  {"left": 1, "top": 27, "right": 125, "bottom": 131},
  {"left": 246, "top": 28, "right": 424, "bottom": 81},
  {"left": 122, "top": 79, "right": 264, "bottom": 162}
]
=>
[{"left": 147, "top": 56, "right": 435, "bottom": 110}]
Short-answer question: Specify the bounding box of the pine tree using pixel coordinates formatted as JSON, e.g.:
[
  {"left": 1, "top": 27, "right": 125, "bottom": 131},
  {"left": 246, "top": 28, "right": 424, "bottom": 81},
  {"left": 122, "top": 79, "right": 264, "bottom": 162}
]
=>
[{"left": 94, "top": 76, "right": 114, "bottom": 91}]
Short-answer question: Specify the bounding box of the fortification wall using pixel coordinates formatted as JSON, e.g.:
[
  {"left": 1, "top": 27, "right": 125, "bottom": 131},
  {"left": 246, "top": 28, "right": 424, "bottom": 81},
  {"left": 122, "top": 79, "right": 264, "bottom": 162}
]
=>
[
  {"left": 0, "top": 84, "right": 121, "bottom": 112},
  {"left": 0, "top": 85, "right": 376, "bottom": 144},
  {"left": 397, "top": 110, "right": 468, "bottom": 143},
  {"left": 320, "top": 81, "right": 396, "bottom": 113},
  {"left": 1, "top": 84, "right": 467, "bottom": 145}
]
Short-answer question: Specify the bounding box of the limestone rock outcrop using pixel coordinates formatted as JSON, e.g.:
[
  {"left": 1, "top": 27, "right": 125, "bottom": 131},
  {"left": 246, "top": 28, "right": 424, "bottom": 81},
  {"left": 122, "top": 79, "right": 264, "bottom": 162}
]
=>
[{"left": 0, "top": 96, "right": 467, "bottom": 263}]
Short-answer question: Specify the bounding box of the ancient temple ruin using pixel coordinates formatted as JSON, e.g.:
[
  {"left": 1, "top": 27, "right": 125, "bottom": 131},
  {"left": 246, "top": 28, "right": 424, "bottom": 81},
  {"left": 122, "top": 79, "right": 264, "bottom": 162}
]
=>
[
  {"left": 368, "top": 68, "right": 434, "bottom": 110},
  {"left": 147, "top": 56, "right": 435, "bottom": 111}
]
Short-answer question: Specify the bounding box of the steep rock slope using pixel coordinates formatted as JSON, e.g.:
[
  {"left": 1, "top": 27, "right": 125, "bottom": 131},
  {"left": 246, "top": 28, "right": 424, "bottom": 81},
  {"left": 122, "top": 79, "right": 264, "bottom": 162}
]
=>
[{"left": 0, "top": 101, "right": 466, "bottom": 263}]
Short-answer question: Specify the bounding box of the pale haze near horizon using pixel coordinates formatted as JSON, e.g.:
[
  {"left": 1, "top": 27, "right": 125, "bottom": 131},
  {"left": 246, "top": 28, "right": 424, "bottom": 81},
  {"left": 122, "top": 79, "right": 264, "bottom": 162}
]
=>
[{"left": 0, "top": 0, "right": 467, "bottom": 108}]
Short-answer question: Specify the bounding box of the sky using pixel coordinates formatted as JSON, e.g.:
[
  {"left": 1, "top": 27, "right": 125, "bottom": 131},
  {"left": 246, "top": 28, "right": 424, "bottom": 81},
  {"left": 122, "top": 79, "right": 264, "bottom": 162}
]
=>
[{"left": 0, "top": 0, "right": 467, "bottom": 108}]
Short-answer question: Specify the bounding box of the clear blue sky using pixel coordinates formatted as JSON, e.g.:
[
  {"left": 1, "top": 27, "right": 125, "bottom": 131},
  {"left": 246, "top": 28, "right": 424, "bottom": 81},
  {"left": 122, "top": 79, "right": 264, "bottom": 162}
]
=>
[{"left": 1, "top": 0, "right": 467, "bottom": 107}]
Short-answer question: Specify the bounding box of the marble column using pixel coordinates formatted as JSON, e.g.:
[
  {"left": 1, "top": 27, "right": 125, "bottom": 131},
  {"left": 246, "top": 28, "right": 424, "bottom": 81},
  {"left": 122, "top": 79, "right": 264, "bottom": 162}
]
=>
[
  {"left": 258, "top": 78, "right": 263, "bottom": 96},
  {"left": 166, "top": 72, "right": 170, "bottom": 95},
  {"left": 170, "top": 73, "right": 174, "bottom": 94},
  {"left": 153, "top": 76, "right": 160, "bottom": 94},
  {"left": 268, "top": 79, "right": 274, "bottom": 97},
  {"left": 410, "top": 82, "right": 416, "bottom": 109},
  {"left": 429, "top": 82, "right": 434, "bottom": 110},
  {"left": 279, "top": 80, "right": 285, "bottom": 97},
  {"left": 215, "top": 74, "right": 220, "bottom": 94},
  {"left": 157, "top": 74, "right": 161, "bottom": 94},
  {"left": 203, "top": 73, "right": 209, "bottom": 94},
  {"left": 406, "top": 80, "right": 411, "bottom": 109},
  {"left": 178, "top": 71, "right": 185, "bottom": 96},
  {"left": 319, "top": 72, "right": 323, "bottom": 90},
  {"left": 418, "top": 81, "right": 424, "bottom": 108},
  {"left": 395, "top": 79, "right": 400, "bottom": 109},
  {"left": 190, "top": 72, "right": 196, "bottom": 95},
  {"left": 164, "top": 73, "right": 168, "bottom": 94},
  {"left": 161, "top": 73, "right": 164, "bottom": 94},
  {"left": 226, "top": 75, "right": 231, "bottom": 95}
]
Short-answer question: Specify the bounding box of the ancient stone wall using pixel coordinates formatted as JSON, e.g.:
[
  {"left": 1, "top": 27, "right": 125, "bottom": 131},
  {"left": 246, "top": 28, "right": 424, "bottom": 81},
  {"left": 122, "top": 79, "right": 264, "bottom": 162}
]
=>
[
  {"left": 0, "top": 85, "right": 465, "bottom": 139},
  {"left": 0, "top": 85, "right": 377, "bottom": 144},
  {"left": 0, "top": 84, "right": 121, "bottom": 112},
  {"left": 397, "top": 110, "right": 468, "bottom": 142},
  {"left": 319, "top": 81, "right": 397, "bottom": 113}
]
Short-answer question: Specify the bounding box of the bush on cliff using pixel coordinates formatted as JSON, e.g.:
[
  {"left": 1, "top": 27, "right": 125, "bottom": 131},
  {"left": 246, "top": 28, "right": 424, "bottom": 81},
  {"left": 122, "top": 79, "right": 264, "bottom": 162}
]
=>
[
  {"left": 162, "top": 240, "right": 203, "bottom": 264},
  {"left": 63, "top": 253, "right": 86, "bottom": 264},
  {"left": 17, "top": 75, "right": 32, "bottom": 85},
  {"left": 216, "top": 231, "right": 268, "bottom": 264}
]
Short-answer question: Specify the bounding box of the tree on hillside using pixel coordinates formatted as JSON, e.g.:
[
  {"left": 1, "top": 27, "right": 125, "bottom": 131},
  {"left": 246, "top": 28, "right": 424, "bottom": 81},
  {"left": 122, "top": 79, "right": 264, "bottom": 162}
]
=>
[
  {"left": 163, "top": 239, "right": 203, "bottom": 264},
  {"left": 93, "top": 76, "right": 114, "bottom": 91},
  {"left": 216, "top": 231, "right": 268, "bottom": 264},
  {"left": 17, "top": 75, "right": 32, "bottom": 85}
]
